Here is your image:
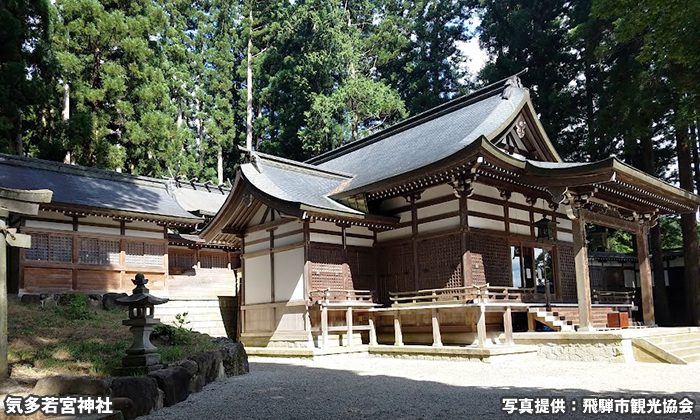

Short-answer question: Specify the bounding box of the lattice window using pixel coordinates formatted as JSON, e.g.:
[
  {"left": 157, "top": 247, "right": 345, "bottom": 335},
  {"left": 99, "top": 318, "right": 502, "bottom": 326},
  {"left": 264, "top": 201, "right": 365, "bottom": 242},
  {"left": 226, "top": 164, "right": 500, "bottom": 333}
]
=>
[
  {"left": 346, "top": 248, "right": 375, "bottom": 291},
  {"left": 79, "top": 238, "right": 120, "bottom": 265},
  {"left": 125, "top": 242, "right": 164, "bottom": 267},
  {"left": 169, "top": 252, "right": 195, "bottom": 270},
  {"left": 309, "top": 244, "right": 345, "bottom": 290},
  {"left": 377, "top": 242, "right": 413, "bottom": 303},
  {"left": 417, "top": 234, "right": 462, "bottom": 290},
  {"left": 49, "top": 235, "right": 72, "bottom": 262},
  {"left": 470, "top": 233, "right": 510, "bottom": 286},
  {"left": 26, "top": 234, "right": 49, "bottom": 261},
  {"left": 26, "top": 233, "right": 73, "bottom": 262},
  {"left": 201, "top": 254, "right": 228, "bottom": 269}
]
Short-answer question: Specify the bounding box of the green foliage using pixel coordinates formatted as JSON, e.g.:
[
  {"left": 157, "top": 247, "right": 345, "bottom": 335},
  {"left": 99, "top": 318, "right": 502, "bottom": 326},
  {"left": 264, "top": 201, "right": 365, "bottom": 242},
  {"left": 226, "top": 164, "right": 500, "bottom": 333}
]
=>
[
  {"left": 55, "top": 293, "right": 95, "bottom": 321},
  {"left": 153, "top": 323, "right": 193, "bottom": 346},
  {"left": 173, "top": 312, "right": 192, "bottom": 330}
]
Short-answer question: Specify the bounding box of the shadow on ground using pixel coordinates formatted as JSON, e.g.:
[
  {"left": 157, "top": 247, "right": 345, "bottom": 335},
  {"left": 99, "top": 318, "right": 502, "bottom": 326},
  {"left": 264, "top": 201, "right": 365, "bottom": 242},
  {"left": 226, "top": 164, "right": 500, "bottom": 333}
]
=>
[{"left": 143, "top": 360, "right": 700, "bottom": 420}]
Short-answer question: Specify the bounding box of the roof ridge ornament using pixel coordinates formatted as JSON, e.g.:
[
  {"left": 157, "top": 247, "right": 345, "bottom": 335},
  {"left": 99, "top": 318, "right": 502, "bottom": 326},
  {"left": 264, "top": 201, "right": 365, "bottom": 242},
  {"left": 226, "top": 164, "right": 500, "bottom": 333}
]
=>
[{"left": 502, "top": 75, "right": 523, "bottom": 100}]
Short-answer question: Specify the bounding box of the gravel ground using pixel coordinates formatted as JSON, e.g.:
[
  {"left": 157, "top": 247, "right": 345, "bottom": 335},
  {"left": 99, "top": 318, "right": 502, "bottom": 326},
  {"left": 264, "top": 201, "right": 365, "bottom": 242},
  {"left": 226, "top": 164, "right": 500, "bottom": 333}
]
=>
[{"left": 143, "top": 356, "right": 700, "bottom": 419}]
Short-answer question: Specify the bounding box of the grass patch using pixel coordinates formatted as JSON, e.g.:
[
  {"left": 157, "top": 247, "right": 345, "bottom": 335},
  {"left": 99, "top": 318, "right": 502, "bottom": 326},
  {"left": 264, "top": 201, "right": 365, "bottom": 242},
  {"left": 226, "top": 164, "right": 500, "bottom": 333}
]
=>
[{"left": 8, "top": 299, "right": 224, "bottom": 379}]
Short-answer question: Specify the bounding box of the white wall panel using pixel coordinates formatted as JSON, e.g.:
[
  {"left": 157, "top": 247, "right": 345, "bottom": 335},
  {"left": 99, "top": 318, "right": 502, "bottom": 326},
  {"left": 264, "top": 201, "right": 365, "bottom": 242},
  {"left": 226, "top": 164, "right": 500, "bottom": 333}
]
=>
[
  {"left": 274, "top": 248, "right": 304, "bottom": 302},
  {"left": 245, "top": 255, "right": 271, "bottom": 304}
]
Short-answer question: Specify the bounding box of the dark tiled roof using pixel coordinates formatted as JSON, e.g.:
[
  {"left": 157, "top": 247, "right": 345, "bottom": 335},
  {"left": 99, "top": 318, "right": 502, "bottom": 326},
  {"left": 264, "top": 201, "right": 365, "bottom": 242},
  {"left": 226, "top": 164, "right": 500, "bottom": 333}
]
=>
[
  {"left": 0, "top": 154, "right": 206, "bottom": 221},
  {"left": 242, "top": 153, "right": 362, "bottom": 215},
  {"left": 308, "top": 83, "right": 527, "bottom": 194}
]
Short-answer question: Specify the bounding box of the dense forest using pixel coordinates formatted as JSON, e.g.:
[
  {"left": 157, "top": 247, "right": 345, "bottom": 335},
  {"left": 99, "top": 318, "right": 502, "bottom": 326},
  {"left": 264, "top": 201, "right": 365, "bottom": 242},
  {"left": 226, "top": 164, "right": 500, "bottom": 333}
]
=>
[{"left": 2, "top": 1, "right": 699, "bottom": 321}]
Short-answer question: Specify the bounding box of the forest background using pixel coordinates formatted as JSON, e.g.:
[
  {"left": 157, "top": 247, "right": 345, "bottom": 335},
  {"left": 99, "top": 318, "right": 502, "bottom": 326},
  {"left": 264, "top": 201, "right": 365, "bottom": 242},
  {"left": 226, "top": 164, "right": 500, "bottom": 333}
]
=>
[{"left": 2, "top": 0, "right": 699, "bottom": 321}]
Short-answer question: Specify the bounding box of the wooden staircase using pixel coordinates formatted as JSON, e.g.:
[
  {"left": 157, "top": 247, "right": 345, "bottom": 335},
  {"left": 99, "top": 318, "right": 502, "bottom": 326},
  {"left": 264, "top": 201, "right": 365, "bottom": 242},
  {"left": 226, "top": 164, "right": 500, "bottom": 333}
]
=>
[
  {"left": 527, "top": 307, "right": 617, "bottom": 331},
  {"left": 633, "top": 332, "right": 700, "bottom": 364},
  {"left": 527, "top": 308, "right": 575, "bottom": 332}
]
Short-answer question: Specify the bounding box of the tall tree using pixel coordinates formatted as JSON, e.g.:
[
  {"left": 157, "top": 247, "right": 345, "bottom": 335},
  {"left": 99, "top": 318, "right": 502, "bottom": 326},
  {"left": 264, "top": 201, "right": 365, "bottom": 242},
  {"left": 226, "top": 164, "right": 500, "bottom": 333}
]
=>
[{"left": 0, "top": 0, "right": 53, "bottom": 155}]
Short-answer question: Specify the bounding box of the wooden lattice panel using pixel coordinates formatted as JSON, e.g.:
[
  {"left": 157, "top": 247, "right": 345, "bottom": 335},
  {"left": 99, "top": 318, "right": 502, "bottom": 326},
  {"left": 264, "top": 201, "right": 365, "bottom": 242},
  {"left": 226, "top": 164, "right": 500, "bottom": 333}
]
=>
[
  {"left": 125, "top": 242, "right": 164, "bottom": 267},
  {"left": 416, "top": 234, "right": 462, "bottom": 290},
  {"left": 26, "top": 234, "right": 49, "bottom": 261},
  {"left": 169, "top": 252, "right": 195, "bottom": 270},
  {"left": 377, "top": 242, "right": 413, "bottom": 303},
  {"left": 49, "top": 235, "right": 72, "bottom": 262},
  {"left": 346, "top": 247, "right": 375, "bottom": 291},
  {"left": 470, "top": 233, "right": 510, "bottom": 287},
  {"left": 79, "top": 238, "right": 119, "bottom": 265},
  {"left": 589, "top": 266, "right": 606, "bottom": 291},
  {"left": 557, "top": 245, "right": 577, "bottom": 302},
  {"left": 201, "top": 254, "right": 228, "bottom": 269},
  {"left": 309, "top": 244, "right": 345, "bottom": 290}
]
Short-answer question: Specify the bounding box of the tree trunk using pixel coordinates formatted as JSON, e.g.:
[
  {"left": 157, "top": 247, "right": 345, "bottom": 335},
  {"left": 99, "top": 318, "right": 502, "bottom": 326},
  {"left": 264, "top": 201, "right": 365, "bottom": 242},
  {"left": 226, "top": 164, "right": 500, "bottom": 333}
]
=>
[
  {"left": 640, "top": 131, "right": 671, "bottom": 324},
  {"left": 14, "top": 114, "right": 23, "bottom": 155},
  {"left": 691, "top": 123, "right": 700, "bottom": 193},
  {"left": 245, "top": 5, "right": 254, "bottom": 151},
  {"left": 676, "top": 125, "right": 700, "bottom": 325},
  {"left": 217, "top": 144, "right": 224, "bottom": 186},
  {"left": 62, "top": 82, "right": 72, "bottom": 164}
]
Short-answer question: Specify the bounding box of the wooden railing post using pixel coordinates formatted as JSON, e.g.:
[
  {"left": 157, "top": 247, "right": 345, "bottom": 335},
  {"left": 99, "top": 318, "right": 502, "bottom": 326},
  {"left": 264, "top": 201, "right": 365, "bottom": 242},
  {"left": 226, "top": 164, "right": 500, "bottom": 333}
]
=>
[
  {"left": 368, "top": 314, "right": 378, "bottom": 346},
  {"left": 431, "top": 308, "right": 443, "bottom": 347},
  {"left": 503, "top": 306, "right": 514, "bottom": 346},
  {"left": 346, "top": 306, "right": 354, "bottom": 347},
  {"left": 476, "top": 304, "right": 487, "bottom": 348},
  {"left": 393, "top": 311, "right": 403, "bottom": 346},
  {"left": 321, "top": 304, "right": 329, "bottom": 349}
]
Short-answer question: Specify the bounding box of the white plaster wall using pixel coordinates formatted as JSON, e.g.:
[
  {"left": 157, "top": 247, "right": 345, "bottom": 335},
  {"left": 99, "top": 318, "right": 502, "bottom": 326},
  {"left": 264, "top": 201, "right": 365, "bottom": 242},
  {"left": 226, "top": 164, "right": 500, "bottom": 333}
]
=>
[
  {"left": 510, "top": 223, "right": 531, "bottom": 236},
  {"left": 377, "top": 226, "right": 412, "bottom": 242},
  {"left": 246, "top": 239, "right": 270, "bottom": 254},
  {"left": 418, "top": 216, "right": 460, "bottom": 234},
  {"left": 125, "top": 229, "right": 163, "bottom": 239},
  {"left": 275, "top": 233, "right": 303, "bottom": 248},
  {"left": 558, "top": 218, "right": 573, "bottom": 231},
  {"left": 420, "top": 184, "right": 454, "bottom": 201},
  {"left": 25, "top": 220, "right": 72, "bottom": 231},
  {"left": 310, "top": 233, "right": 343, "bottom": 245},
  {"left": 275, "top": 220, "right": 302, "bottom": 235},
  {"left": 468, "top": 216, "right": 505, "bottom": 231},
  {"left": 346, "top": 237, "right": 374, "bottom": 247},
  {"left": 472, "top": 183, "right": 502, "bottom": 200},
  {"left": 246, "top": 229, "right": 268, "bottom": 244},
  {"left": 557, "top": 232, "right": 573, "bottom": 243},
  {"left": 79, "top": 225, "right": 121, "bottom": 235},
  {"left": 417, "top": 200, "right": 458, "bottom": 219},
  {"left": 345, "top": 225, "right": 374, "bottom": 236},
  {"left": 247, "top": 205, "right": 269, "bottom": 227},
  {"left": 314, "top": 221, "right": 342, "bottom": 232},
  {"left": 509, "top": 207, "right": 530, "bottom": 223},
  {"left": 468, "top": 200, "right": 504, "bottom": 217},
  {"left": 274, "top": 248, "right": 305, "bottom": 302},
  {"left": 245, "top": 255, "right": 272, "bottom": 304}
]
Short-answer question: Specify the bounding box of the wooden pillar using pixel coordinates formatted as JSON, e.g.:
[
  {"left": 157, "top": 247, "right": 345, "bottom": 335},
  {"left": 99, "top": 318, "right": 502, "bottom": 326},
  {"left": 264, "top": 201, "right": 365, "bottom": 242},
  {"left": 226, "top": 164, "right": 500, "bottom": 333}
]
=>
[
  {"left": 393, "top": 311, "right": 403, "bottom": 346},
  {"left": 636, "top": 225, "right": 656, "bottom": 326},
  {"left": 0, "top": 213, "right": 8, "bottom": 378},
  {"left": 572, "top": 216, "right": 593, "bottom": 331},
  {"left": 476, "top": 304, "right": 487, "bottom": 347},
  {"left": 346, "top": 306, "right": 354, "bottom": 347},
  {"left": 410, "top": 194, "right": 420, "bottom": 290},
  {"left": 503, "top": 307, "right": 514, "bottom": 346},
  {"left": 321, "top": 304, "right": 329, "bottom": 349},
  {"left": 431, "top": 308, "right": 443, "bottom": 347},
  {"left": 368, "top": 313, "right": 378, "bottom": 346},
  {"left": 459, "top": 191, "right": 472, "bottom": 287}
]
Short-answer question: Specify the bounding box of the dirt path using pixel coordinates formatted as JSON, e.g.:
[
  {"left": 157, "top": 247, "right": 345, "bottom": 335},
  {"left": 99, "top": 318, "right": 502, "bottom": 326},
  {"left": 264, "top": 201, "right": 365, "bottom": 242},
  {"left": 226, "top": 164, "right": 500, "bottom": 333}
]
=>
[{"left": 143, "top": 356, "right": 700, "bottom": 419}]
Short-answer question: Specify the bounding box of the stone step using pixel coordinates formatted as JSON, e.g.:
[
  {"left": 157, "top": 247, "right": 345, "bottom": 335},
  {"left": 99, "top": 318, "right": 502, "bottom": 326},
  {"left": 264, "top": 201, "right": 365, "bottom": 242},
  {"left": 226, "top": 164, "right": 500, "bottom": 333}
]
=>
[
  {"left": 649, "top": 333, "right": 700, "bottom": 345},
  {"left": 656, "top": 339, "right": 700, "bottom": 351},
  {"left": 684, "top": 353, "right": 700, "bottom": 363},
  {"left": 672, "top": 345, "right": 700, "bottom": 358}
]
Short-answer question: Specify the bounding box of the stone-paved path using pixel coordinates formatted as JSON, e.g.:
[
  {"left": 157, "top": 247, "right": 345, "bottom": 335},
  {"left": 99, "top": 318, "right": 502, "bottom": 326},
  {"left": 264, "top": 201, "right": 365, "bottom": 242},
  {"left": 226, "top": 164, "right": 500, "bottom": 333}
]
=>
[{"left": 143, "top": 356, "right": 700, "bottom": 419}]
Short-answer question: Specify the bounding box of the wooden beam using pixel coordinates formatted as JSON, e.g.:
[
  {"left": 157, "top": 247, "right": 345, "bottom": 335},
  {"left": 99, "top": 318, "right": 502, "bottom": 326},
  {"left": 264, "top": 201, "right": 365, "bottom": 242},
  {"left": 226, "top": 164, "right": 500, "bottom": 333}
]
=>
[
  {"left": 321, "top": 305, "right": 329, "bottom": 349},
  {"left": 636, "top": 225, "right": 655, "bottom": 326},
  {"left": 572, "top": 216, "right": 593, "bottom": 331},
  {"left": 578, "top": 209, "right": 642, "bottom": 234},
  {"left": 346, "top": 307, "right": 353, "bottom": 347}
]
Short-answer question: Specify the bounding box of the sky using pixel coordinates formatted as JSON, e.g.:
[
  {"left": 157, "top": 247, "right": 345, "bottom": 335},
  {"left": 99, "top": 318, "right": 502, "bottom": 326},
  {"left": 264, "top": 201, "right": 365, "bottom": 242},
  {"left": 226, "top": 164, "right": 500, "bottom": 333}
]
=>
[{"left": 456, "top": 15, "right": 489, "bottom": 80}]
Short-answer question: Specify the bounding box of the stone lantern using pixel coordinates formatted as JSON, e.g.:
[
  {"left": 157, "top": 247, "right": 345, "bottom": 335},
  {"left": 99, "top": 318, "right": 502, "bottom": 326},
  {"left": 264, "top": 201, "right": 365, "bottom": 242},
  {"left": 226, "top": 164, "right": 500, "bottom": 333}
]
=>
[
  {"left": 534, "top": 215, "right": 557, "bottom": 241},
  {"left": 116, "top": 273, "right": 168, "bottom": 375}
]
